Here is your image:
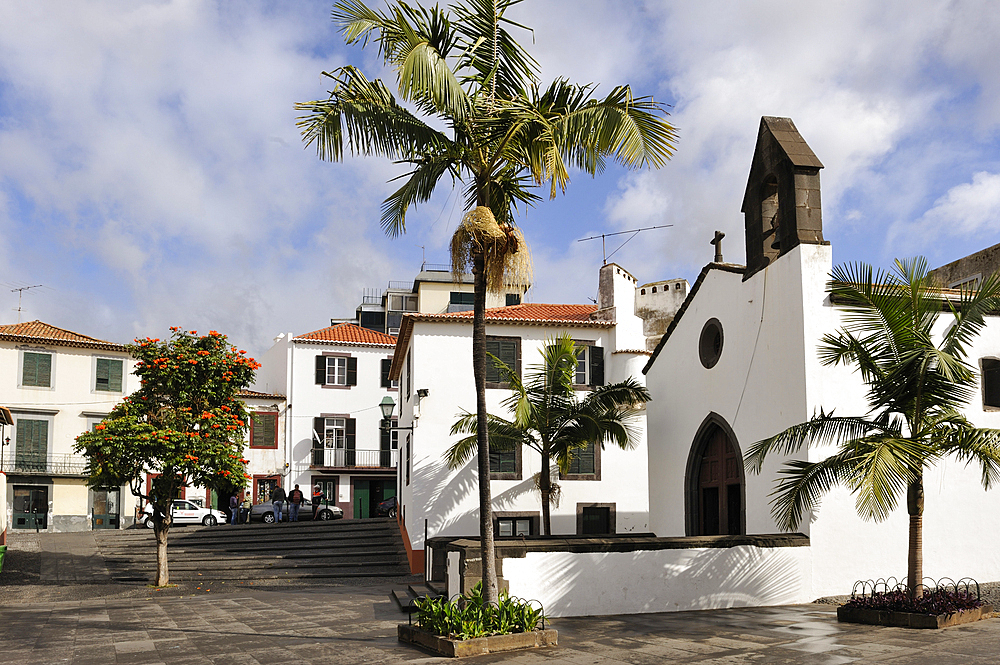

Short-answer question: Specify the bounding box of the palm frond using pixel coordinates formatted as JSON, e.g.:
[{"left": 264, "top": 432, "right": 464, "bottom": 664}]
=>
[
  {"left": 294, "top": 67, "right": 448, "bottom": 163},
  {"left": 744, "top": 410, "right": 897, "bottom": 474},
  {"left": 380, "top": 153, "right": 461, "bottom": 237}
]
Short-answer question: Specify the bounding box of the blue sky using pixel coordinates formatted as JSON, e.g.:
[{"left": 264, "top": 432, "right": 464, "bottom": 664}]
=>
[{"left": 0, "top": 1, "right": 998, "bottom": 355}]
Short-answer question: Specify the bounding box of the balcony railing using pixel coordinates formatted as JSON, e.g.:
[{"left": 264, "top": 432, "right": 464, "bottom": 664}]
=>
[
  {"left": 0, "top": 453, "right": 89, "bottom": 476},
  {"left": 311, "top": 448, "right": 399, "bottom": 469}
]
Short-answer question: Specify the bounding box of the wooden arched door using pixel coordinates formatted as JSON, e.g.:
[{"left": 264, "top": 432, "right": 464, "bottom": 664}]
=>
[{"left": 695, "top": 425, "right": 744, "bottom": 536}]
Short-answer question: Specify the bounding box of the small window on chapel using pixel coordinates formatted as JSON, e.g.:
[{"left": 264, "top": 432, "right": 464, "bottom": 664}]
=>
[
  {"left": 983, "top": 359, "right": 1000, "bottom": 409},
  {"left": 699, "top": 319, "right": 724, "bottom": 369}
]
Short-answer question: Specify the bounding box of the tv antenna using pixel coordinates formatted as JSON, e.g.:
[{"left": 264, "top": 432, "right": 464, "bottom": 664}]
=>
[
  {"left": 11, "top": 285, "right": 43, "bottom": 323},
  {"left": 577, "top": 225, "right": 673, "bottom": 265}
]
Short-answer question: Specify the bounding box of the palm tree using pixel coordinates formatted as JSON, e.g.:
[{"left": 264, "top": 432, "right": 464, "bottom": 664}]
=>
[
  {"left": 745, "top": 258, "right": 1000, "bottom": 598},
  {"left": 295, "top": 0, "right": 677, "bottom": 604},
  {"left": 446, "top": 334, "right": 650, "bottom": 536}
]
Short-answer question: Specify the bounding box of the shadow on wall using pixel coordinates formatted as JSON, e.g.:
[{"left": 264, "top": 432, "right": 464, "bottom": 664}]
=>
[
  {"left": 505, "top": 543, "right": 808, "bottom": 617},
  {"left": 412, "top": 457, "right": 537, "bottom": 541}
]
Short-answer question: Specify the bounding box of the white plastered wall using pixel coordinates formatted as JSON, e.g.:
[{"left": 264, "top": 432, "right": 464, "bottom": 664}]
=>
[
  {"left": 398, "top": 319, "right": 650, "bottom": 551},
  {"left": 647, "top": 242, "right": 1000, "bottom": 599}
]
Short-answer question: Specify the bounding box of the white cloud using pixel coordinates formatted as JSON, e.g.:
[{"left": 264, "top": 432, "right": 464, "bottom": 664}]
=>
[
  {"left": 892, "top": 172, "right": 1000, "bottom": 250},
  {"left": 0, "top": 0, "right": 999, "bottom": 355}
]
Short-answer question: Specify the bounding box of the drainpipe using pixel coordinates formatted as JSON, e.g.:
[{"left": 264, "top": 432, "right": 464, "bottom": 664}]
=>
[{"left": 285, "top": 334, "right": 294, "bottom": 488}]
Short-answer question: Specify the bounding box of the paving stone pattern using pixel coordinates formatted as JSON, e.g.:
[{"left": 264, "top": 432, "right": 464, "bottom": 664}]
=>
[
  {"left": 6, "top": 531, "right": 1000, "bottom": 663},
  {"left": 3, "top": 585, "right": 1000, "bottom": 664}
]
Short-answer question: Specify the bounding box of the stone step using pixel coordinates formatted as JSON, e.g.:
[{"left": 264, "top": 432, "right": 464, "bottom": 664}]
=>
[
  {"left": 98, "top": 516, "right": 410, "bottom": 583},
  {"left": 99, "top": 536, "right": 404, "bottom": 555},
  {"left": 112, "top": 566, "right": 412, "bottom": 582}
]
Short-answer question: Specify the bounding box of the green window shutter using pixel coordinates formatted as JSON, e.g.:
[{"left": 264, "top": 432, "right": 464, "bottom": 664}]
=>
[
  {"left": 568, "top": 441, "right": 596, "bottom": 475},
  {"left": 23, "top": 352, "right": 52, "bottom": 387},
  {"left": 315, "top": 356, "right": 326, "bottom": 384},
  {"left": 95, "top": 358, "right": 123, "bottom": 391},
  {"left": 252, "top": 413, "right": 277, "bottom": 447},
  {"left": 345, "top": 418, "right": 356, "bottom": 449},
  {"left": 485, "top": 339, "right": 500, "bottom": 383},
  {"left": 590, "top": 346, "right": 604, "bottom": 386},
  {"left": 15, "top": 419, "right": 47, "bottom": 470},
  {"left": 381, "top": 358, "right": 392, "bottom": 388},
  {"left": 263, "top": 413, "right": 276, "bottom": 447},
  {"left": 251, "top": 413, "right": 263, "bottom": 446},
  {"left": 108, "top": 359, "right": 123, "bottom": 392},
  {"left": 346, "top": 357, "right": 358, "bottom": 386}
]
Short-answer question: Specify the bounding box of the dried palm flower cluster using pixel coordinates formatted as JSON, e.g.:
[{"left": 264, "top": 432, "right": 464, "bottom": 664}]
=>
[{"left": 450, "top": 206, "right": 532, "bottom": 294}]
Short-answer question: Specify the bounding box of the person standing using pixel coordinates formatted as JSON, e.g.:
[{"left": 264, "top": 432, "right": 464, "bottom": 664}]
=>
[
  {"left": 271, "top": 485, "right": 286, "bottom": 523},
  {"left": 229, "top": 494, "right": 239, "bottom": 525},
  {"left": 240, "top": 496, "right": 251, "bottom": 524},
  {"left": 312, "top": 484, "right": 324, "bottom": 519},
  {"left": 288, "top": 484, "right": 304, "bottom": 522}
]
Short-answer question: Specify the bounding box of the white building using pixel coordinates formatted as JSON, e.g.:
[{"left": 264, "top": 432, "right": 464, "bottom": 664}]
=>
[
  {"left": 640, "top": 116, "right": 1000, "bottom": 609},
  {"left": 255, "top": 322, "right": 399, "bottom": 519},
  {"left": 0, "top": 321, "right": 136, "bottom": 532},
  {"left": 388, "top": 264, "right": 667, "bottom": 573}
]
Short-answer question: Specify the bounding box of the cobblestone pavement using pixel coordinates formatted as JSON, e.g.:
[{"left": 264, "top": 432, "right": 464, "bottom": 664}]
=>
[
  {"left": 2, "top": 583, "right": 1000, "bottom": 664},
  {"left": 5, "top": 532, "right": 1000, "bottom": 663}
]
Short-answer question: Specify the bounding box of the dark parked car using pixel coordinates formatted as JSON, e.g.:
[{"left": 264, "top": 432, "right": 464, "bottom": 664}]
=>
[
  {"left": 248, "top": 498, "right": 343, "bottom": 523},
  {"left": 376, "top": 495, "right": 397, "bottom": 518}
]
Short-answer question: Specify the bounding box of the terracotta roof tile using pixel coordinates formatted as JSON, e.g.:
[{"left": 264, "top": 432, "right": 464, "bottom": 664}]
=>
[
  {"left": 294, "top": 322, "right": 397, "bottom": 347},
  {"left": 238, "top": 389, "right": 286, "bottom": 401},
  {"left": 389, "top": 303, "right": 611, "bottom": 380},
  {"left": 414, "top": 303, "right": 602, "bottom": 324},
  {"left": 0, "top": 320, "right": 126, "bottom": 352}
]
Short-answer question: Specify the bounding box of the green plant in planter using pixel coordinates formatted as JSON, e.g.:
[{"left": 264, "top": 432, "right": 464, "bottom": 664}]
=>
[{"left": 415, "top": 583, "right": 545, "bottom": 639}]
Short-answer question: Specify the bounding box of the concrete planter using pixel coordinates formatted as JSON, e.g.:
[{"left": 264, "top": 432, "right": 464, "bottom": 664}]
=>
[
  {"left": 837, "top": 603, "right": 993, "bottom": 629},
  {"left": 398, "top": 624, "right": 558, "bottom": 657}
]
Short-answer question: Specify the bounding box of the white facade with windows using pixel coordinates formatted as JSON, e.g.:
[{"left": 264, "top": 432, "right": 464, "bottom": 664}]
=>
[
  {"left": 388, "top": 264, "right": 657, "bottom": 571},
  {"left": 0, "top": 321, "right": 135, "bottom": 533},
  {"left": 254, "top": 323, "right": 399, "bottom": 519}
]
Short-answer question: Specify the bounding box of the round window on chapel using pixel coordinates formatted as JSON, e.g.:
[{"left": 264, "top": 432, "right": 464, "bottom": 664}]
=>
[{"left": 699, "top": 318, "right": 723, "bottom": 369}]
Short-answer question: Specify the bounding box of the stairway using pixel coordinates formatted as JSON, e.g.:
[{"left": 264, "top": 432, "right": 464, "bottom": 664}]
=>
[{"left": 95, "top": 518, "right": 411, "bottom": 583}]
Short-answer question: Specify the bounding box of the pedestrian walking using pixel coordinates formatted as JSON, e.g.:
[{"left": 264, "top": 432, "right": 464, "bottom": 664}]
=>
[
  {"left": 312, "top": 484, "right": 324, "bottom": 519},
  {"left": 271, "top": 485, "right": 286, "bottom": 523},
  {"left": 288, "top": 484, "right": 304, "bottom": 522},
  {"left": 229, "top": 494, "right": 239, "bottom": 525}
]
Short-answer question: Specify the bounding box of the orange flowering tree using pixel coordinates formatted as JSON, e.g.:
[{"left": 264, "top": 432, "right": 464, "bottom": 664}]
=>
[{"left": 75, "top": 327, "right": 260, "bottom": 586}]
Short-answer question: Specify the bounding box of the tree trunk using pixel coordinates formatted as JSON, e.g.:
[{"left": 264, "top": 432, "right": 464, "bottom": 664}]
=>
[
  {"left": 540, "top": 443, "right": 551, "bottom": 536},
  {"left": 907, "top": 475, "right": 924, "bottom": 599},
  {"left": 153, "top": 511, "right": 171, "bottom": 586},
  {"left": 472, "top": 250, "right": 500, "bottom": 606}
]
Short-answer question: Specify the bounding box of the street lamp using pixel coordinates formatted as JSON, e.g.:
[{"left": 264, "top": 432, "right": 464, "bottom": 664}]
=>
[
  {"left": 379, "top": 396, "right": 414, "bottom": 432},
  {"left": 0, "top": 436, "right": 9, "bottom": 471}
]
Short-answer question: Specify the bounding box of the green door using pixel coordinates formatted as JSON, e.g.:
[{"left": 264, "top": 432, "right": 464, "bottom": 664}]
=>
[
  {"left": 13, "top": 486, "right": 47, "bottom": 530},
  {"left": 354, "top": 479, "right": 370, "bottom": 519},
  {"left": 92, "top": 488, "right": 120, "bottom": 529}
]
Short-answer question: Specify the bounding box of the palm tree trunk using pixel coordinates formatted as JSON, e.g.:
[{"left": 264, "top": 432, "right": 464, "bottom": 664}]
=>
[
  {"left": 540, "top": 443, "right": 551, "bottom": 536},
  {"left": 472, "top": 249, "right": 500, "bottom": 606},
  {"left": 907, "top": 475, "right": 924, "bottom": 599}
]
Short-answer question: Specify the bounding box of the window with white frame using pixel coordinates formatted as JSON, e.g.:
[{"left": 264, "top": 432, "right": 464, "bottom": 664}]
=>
[
  {"left": 573, "top": 343, "right": 605, "bottom": 387},
  {"left": 95, "top": 357, "right": 124, "bottom": 392},
  {"left": 315, "top": 355, "right": 357, "bottom": 387}
]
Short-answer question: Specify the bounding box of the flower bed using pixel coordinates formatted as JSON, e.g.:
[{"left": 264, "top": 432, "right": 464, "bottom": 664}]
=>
[
  {"left": 837, "top": 587, "right": 991, "bottom": 629},
  {"left": 398, "top": 583, "right": 556, "bottom": 657}
]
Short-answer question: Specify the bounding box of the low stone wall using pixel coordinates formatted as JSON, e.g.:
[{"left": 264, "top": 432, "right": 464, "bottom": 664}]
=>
[{"left": 430, "top": 533, "right": 811, "bottom": 617}]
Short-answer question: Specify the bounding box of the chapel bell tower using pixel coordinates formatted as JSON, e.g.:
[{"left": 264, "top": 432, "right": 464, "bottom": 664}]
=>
[{"left": 741, "top": 116, "right": 826, "bottom": 279}]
